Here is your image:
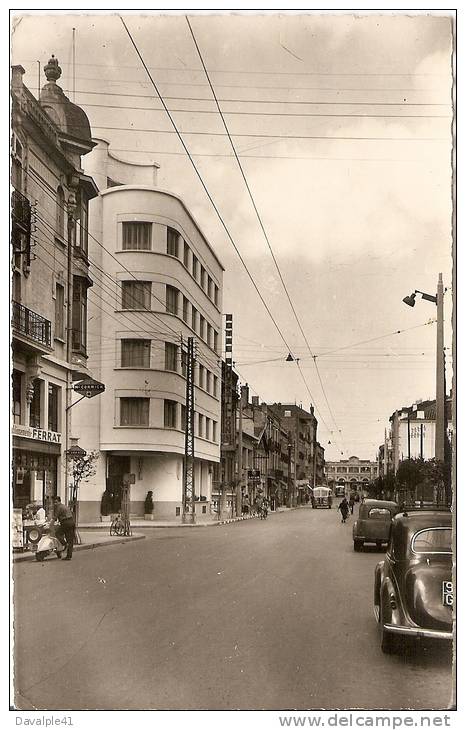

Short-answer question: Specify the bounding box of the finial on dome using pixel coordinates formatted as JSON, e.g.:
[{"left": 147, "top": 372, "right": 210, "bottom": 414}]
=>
[{"left": 44, "top": 55, "right": 62, "bottom": 83}]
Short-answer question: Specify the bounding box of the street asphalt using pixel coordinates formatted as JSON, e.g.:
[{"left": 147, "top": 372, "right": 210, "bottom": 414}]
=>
[{"left": 12, "top": 504, "right": 454, "bottom": 711}]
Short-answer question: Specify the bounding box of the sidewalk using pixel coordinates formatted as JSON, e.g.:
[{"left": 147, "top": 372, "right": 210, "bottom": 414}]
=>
[
  {"left": 13, "top": 531, "right": 145, "bottom": 563},
  {"left": 79, "top": 505, "right": 297, "bottom": 530}
]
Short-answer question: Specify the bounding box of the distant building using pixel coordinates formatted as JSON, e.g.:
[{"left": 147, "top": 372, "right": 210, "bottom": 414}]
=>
[
  {"left": 11, "top": 58, "right": 97, "bottom": 511},
  {"left": 74, "top": 140, "right": 224, "bottom": 521},
  {"left": 389, "top": 396, "right": 453, "bottom": 472},
  {"left": 325, "top": 456, "right": 378, "bottom": 494},
  {"left": 268, "top": 403, "right": 320, "bottom": 505}
]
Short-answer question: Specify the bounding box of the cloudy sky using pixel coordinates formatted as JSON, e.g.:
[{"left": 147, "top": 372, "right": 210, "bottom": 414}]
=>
[{"left": 11, "top": 11, "right": 454, "bottom": 460}]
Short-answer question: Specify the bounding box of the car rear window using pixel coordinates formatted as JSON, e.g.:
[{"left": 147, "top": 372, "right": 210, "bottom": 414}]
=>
[
  {"left": 368, "top": 508, "right": 391, "bottom": 519},
  {"left": 411, "top": 528, "right": 452, "bottom": 554}
]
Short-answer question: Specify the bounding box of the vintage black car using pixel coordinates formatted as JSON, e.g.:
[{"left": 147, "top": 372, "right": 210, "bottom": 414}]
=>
[
  {"left": 373, "top": 509, "right": 453, "bottom": 653},
  {"left": 353, "top": 499, "right": 399, "bottom": 551}
]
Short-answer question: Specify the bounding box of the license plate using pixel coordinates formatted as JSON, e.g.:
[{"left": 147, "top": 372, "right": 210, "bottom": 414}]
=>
[{"left": 442, "top": 581, "right": 453, "bottom": 607}]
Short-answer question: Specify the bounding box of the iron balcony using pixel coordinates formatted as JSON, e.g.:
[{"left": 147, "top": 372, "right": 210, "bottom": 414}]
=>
[{"left": 12, "top": 301, "right": 52, "bottom": 348}]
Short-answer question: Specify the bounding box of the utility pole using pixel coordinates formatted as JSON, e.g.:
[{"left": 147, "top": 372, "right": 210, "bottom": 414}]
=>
[
  {"left": 64, "top": 190, "right": 77, "bottom": 516},
  {"left": 287, "top": 432, "right": 293, "bottom": 508},
  {"left": 435, "top": 273, "right": 445, "bottom": 462},
  {"left": 182, "top": 336, "right": 196, "bottom": 523},
  {"left": 237, "top": 392, "right": 243, "bottom": 518}
]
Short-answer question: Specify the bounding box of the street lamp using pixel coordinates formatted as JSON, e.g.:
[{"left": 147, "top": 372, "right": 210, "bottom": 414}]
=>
[{"left": 402, "top": 273, "right": 447, "bottom": 468}]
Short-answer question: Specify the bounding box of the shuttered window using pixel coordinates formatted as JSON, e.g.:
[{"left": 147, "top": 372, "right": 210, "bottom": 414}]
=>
[{"left": 122, "top": 222, "right": 152, "bottom": 250}]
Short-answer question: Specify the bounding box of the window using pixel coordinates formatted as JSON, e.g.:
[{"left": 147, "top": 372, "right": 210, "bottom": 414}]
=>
[
  {"left": 181, "top": 404, "right": 186, "bottom": 431},
  {"left": 167, "top": 227, "right": 179, "bottom": 257},
  {"left": 54, "top": 283, "right": 65, "bottom": 340},
  {"left": 214, "top": 284, "right": 219, "bottom": 307},
  {"left": 213, "top": 330, "right": 219, "bottom": 353},
  {"left": 12, "top": 370, "right": 22, "bottom": 425},
  {"left": 56, "top": 186, "right": 65, "bottom": 240},
  {"left": 13, "top": 271, "right": 21, "bottom": 304},
  {"left": 205, "top": 418, "right": 211, "bottom": 441},
  {"left": 213, "top": 375, "right": 218, "bottom": 398},
  {"left": 199, "top": 316, "right": 205, "bottom": 341},
  {"left": 207, "top": 276, "right": 213, "bottom": 299},
  {"left": 200, "top": 266, "right": 206, "bottom": 290},
  {"left": 11, "top": 134, "right": 23, "bottom": 190},
  {"left": 29, "top": 379, "right": 41, "bottom": 429},
  {"left": 164, "top": 399, "right": 177, "bottom": 429},
  {"left": 120, "top": 397, "right": 149, "bottom": 426},
  {"left": 166, "top": 285, "right": 179, "bottom": 315},
  {"left": 213, "top": 421, "right": 218, "bottom": 443},
  {"left": 207, "top": 324, "right": 213, "bottom": 347},
  {"left": 122, "top": 281, "right": 151, "bottom": 310},
  {"left": 72, "top": 277, "right": 88, "bottom": 354},
  {"left": 191, "top": 307, "right": 198, "bottom": 333},
  {"left": 192, "top": 254, "right": 198, "bottom": 280},
  {"left": 182, "top": 296, "right": 189, "bottom": 323},
  {"left": 198, "top": 413, "right": 204, "bottom": 438},
  {"left": 284, "top": 410, "right": 292, "bottom": 418},
  {"left": 198, "top": 364, "right": 205, "bottom": 389},
  {"left": 183, "top": 241, "right": 190, "bottom": 268},
  {"left": 165, "top": 342, "right": 178, "bottom": 372},
  {"left": 411, "top": 528, "right": 452, "bottom": 554},
  {"left": 48, "top": 383, "right": 59, "bottom": 431},
  {"left": 205, "top": 370, "right": 211, "bottom": 394},
  {"left": 181, "top": 348, "right": 187, "bottom": 377},
  {"left": 122, "top": 222, "right": 152, "bottom": 251},
  {"left": 121, "top": 339, "right": 151, "bottom": 368},
  {"left": 78, "top": 196, "right": 89, "bottom": 254}
]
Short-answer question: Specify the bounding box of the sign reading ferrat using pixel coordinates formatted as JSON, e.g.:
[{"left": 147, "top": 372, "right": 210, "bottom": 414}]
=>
[
  {"left": 73, "top": 378, "right": 105, "bottom": 398},
  {"left": 13, "top": 424, "right": 62, "bottom": 444}
]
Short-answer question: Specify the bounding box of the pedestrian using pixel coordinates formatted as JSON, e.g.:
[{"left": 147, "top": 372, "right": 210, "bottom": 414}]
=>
[
  {"left": 53, "top": 496, "right": 75, "bottom": 560},
  {"left": 349, "top": 493, "right": 355, "bottom": 515},
  {"left": 338, "top": 497, "right": 350, "bottom": 524},
  {"left": 242, "top": 493, "right": 250, "bottom": 515}
]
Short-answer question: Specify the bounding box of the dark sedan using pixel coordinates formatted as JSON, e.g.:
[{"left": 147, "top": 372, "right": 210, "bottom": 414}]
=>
[{"left": 373, "top": 509, "right": 453, "bottom": 653}]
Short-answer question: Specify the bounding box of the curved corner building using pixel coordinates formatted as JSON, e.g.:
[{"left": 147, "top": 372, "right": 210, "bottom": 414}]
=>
[{"left": 75, "top": 140, "right": 224, "bottom": 522}]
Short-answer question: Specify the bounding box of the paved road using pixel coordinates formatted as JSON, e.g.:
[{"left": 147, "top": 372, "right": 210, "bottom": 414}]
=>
[{"left": 13, "top": 505, "right": 453, "bottom": 710}]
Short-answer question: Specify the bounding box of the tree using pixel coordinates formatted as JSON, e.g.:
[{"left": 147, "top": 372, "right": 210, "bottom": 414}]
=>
[{"left": 67, "top": 450, "right": 100, "bottom": 523}]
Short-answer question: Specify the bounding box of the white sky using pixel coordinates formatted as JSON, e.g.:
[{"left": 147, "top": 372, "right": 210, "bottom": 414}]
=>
[{"left": 10, "top": 11, "right": 454, "bottom": 461}]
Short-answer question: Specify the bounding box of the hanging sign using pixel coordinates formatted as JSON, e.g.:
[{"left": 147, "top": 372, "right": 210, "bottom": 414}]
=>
[{"left": 73, "top": 379, "right": 105, "bottom": 398}]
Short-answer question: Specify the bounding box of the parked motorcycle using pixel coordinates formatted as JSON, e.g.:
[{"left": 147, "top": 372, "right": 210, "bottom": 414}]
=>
[{"left": 28, "top": 521, "right": 66, "bottom": 561}]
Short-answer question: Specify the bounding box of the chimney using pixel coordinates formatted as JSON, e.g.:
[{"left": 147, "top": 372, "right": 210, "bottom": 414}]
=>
[
  {"left": 251, "top": 396, "right": 259, "bottom": 407},
  {"left": 11, "top": 65, "right": 26, "bottom": 92},
  {"left": 240, "top": 384, "right": 249, "bottom": 407}
]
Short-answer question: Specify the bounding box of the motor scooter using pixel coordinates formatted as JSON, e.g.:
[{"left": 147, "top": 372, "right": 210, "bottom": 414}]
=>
[{"left": 30, "top": 521, "right": 66, "bottom": 561}]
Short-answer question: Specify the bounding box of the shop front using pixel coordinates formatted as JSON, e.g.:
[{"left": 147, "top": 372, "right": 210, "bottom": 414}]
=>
[{"left": 12, "top": 425, "right": 62, "bottom": 510}]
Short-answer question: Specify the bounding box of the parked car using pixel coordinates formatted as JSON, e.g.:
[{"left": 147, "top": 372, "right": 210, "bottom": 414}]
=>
[
  {"left": 373, "top": 509, "right": 453, "bottom": 653},
  {"left": 353, "top": 499, "right": 399, "bottom": 551},
  {"left": 334, "top": 486, "right": 345, "bottom": 498},
  {"left": 311, "top": 486, "right": 333, "bottom": 509}
]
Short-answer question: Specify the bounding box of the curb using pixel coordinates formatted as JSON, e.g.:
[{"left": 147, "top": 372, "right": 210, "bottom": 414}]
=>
[{"left": 12, "top": 533, "right": 146, "bottom": 563}]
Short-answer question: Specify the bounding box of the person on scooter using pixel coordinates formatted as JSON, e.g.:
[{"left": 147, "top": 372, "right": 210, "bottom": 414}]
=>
[{"left": 53, "top": 497, "right": 75, "bottom": 560}]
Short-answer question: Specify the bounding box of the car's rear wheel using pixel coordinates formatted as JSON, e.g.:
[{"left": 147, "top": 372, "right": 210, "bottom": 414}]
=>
[{"left": 353, "top": 539, "right": 363, "bottom": 551}]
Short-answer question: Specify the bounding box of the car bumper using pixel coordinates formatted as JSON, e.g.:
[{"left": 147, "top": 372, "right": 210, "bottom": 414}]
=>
[{"left": 383, "top": 624, "right": 453, "bottom": 640}]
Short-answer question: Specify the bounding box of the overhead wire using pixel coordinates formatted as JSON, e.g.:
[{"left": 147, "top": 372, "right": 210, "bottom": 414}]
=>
[
  {"left": 26, "top": 169, "right": 223, "bottom": 374},
  {"left": 186, "top": 16, "right": 346, "bottom": 454},
  {"left": 120, "top": 15, "right": 295, "bottom": 358}
]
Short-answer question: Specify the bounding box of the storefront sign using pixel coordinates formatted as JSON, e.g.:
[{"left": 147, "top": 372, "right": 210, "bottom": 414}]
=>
[{"left": 12, "top": 425, "right": 61, "bottom": 444}]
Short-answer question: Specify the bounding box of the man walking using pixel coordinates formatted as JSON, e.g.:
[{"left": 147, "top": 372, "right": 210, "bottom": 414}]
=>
[
  {"left": 338, "top": 496, "right": 350, "bottom": 524},
  {"left": 53, "top": 497, "right": 75, "bottom": 560}
]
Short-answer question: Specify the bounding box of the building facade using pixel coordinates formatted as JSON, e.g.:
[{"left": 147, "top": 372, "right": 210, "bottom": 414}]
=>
[
  {"left": 325, "top": 455, "right": 378, "bottom": 494},
  {"left": 11, "top": 58, "right": 97, "bottom": 512},
  {"left": 74, "top": 140, "right": 224, "bottom": 521},
  {"left": 269, "top": 403, "right": 319, "bottom": 504}
]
